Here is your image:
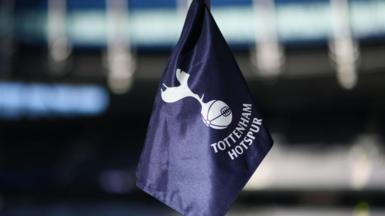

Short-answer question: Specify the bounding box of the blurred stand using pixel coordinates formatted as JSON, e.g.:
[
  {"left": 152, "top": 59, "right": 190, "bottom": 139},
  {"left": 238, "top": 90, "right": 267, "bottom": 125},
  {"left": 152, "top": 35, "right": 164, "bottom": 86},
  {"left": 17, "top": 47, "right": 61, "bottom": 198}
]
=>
[
  {"left": 245, "top": 135, "right": 385, "bottom": 191},
  {"left": 1, "top": 0, "right": 385, "bottom": 216}
]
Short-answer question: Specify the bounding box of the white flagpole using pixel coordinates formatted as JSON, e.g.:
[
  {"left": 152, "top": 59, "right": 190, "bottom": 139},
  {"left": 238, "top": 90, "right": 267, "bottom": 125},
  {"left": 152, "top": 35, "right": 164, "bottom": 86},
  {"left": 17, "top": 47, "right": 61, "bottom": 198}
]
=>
[
  {"left": 329, "top": 0, "right": 359, "bottom": 90},
  {"left": 106, "top": 0, "right": 136, "bottom": 94},
  {"left": 252, "top": 0, "right": 284, "bottom": 78}
]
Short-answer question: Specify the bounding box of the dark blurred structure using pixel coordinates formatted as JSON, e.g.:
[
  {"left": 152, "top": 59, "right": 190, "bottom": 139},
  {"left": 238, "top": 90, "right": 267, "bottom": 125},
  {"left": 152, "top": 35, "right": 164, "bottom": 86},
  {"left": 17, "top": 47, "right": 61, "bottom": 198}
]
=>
[{"left": 1, "top": 0, "right": 385, "bottom": 215}]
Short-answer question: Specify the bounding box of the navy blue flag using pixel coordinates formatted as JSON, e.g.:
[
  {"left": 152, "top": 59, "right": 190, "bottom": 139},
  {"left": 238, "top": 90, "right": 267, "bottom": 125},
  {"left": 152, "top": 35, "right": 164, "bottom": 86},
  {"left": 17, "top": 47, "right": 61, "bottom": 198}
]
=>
[{"left": 136, "top": 0, "right": 273, "bottom": 215}]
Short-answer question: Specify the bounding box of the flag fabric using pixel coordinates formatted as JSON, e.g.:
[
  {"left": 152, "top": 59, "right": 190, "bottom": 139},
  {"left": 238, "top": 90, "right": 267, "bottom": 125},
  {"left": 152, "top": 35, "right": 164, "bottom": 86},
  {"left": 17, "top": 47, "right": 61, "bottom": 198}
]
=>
[{"left": 136, "top": 0, "right": 273, "bottom": 215}]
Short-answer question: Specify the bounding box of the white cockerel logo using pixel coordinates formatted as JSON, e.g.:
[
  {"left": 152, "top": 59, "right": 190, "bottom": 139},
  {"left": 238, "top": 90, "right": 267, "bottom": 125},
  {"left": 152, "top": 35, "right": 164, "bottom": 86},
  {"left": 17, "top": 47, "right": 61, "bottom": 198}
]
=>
[{"left": 161, "top": 69, "right": 232, "bottom": 129}]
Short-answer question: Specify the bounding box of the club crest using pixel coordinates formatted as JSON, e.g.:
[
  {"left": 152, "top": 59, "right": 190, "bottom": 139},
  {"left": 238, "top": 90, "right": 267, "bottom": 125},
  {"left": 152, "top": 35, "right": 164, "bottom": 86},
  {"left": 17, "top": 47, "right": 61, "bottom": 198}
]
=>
[{"left": 161, "top": 69, "right": 233, "bottom": 129}]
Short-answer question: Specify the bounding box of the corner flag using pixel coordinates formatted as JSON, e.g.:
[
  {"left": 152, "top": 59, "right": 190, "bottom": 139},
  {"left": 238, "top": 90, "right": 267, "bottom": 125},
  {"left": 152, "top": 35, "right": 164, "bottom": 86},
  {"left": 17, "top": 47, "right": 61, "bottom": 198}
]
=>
[{"left": 136, "top": 0, "right": 273, "bottom": 215}]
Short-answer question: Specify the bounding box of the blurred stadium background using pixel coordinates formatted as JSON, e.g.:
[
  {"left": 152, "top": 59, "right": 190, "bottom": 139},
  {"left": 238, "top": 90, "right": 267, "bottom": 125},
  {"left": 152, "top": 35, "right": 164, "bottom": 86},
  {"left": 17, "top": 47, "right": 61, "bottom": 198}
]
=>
[{"left": 1, "top": 0, "right": 385, "bottom": 215}]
